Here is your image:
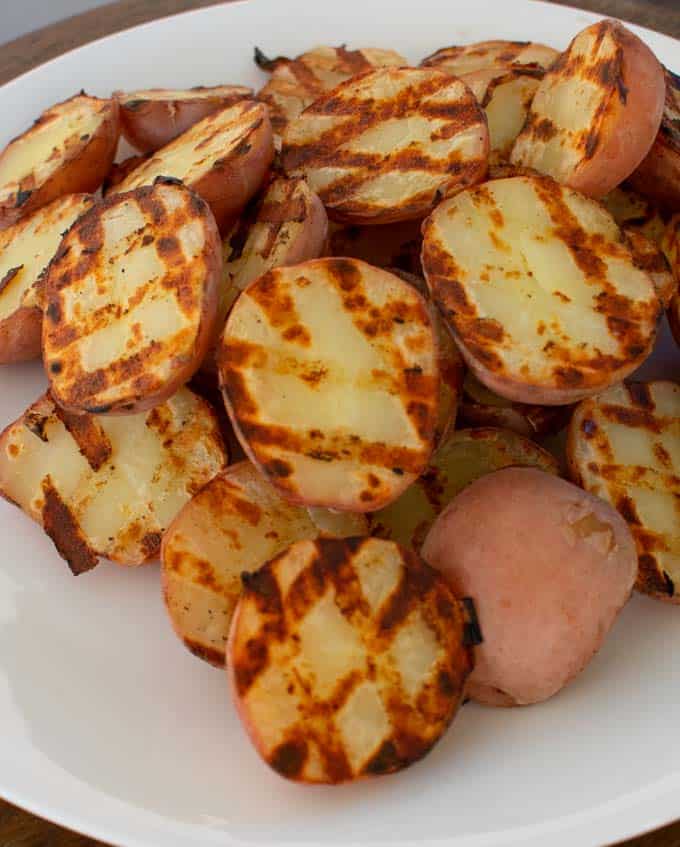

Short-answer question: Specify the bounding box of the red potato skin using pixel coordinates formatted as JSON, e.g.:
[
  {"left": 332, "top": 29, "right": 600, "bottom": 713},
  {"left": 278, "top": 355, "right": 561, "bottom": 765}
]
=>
[
  {"left": 116, "top": 88, "right": 253, "bottom": 153},
  {"left": 192, "top": 109, "right": 274, "bottom": 233},
  {"left": 570, "top": 25, "right": 665, "bottom": 198},
  {"left": 422, "top": 467, "right": 637, "bottom": 706},
  {"left": 0, "top": 97, "right": 120, "bottom": 231},
  {"left": 0, "top": 304, "right": 42, "bottom": 364}
]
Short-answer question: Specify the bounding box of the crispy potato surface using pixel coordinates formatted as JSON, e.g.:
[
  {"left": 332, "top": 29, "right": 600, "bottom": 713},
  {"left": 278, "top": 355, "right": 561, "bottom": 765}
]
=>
[
  {"left": 421, "top": 40, "right": 559, "bottom": 75},
  {"left": 43, "top": 180, "right": 222, "bottom": 414},
  {"left": 370, "top": 427, "right": 558, "bottom": 550},
  {"left": 113, "top": 100, "right": 274, "bottom": 230},
  {"left": 256, "top": 45, "right": 406, "bottom": 140},
  {"left": 0, "top": 388, "right": 226, "bottom": 571},
  {"left": 511, "top": 20, "right": 665, "bottom": 197},
  {"left": 228, "top": 536, "right": 474, "bottom": 782},
  {"left": 568, "top": 381, "right": 680, "bottom": 602},
  {"left": 422, "top": 467, "right": 637, "bottom": 705},
  {"left": 0, "top": 193, "right": 94, "bottom": 364},
  {"left": 422, "top": 175, "right": 660, "bottom": 404},
  {"left": 0, "top": 94, "right": 119, "bottom": 229},
  {"left": 116, "top": 84, "right": 253, "bottom": 152},
  {"left": 282, "top": 67, "right": 489, "bottom": 224},
  {"left": 162, "top": 461, "right": 366, "bottom": 666},
  {"left": 219, "top": 258, "right": 439, "bottom": 512}
]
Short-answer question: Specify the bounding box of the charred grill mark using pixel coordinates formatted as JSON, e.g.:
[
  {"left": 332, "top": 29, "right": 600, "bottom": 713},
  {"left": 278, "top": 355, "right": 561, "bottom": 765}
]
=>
[
  {"left": 41, "top": 476, "right": 98, "bottom": 575},
  {"left": 600, "top": 403, "right": 662, "bottom": 432},
  {"left": 269, "top": 738, "right": 309, "bottom": 778},
  {"left": 0, "top": 265, "right": 22, "bottom": 295},
  {"left": 626, "top": 382, "right": 655, "bottom": 410},
  {"left": 54, "top": 405, "right": 112, "bottom": 471}
]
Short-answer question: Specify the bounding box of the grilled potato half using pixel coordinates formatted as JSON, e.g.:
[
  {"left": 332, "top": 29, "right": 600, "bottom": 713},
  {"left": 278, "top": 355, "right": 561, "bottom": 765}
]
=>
[
  {"left": 568, "top": 381, "right": 680, "bottom": 602},
  {"left": 220, "top": 177, "right": 328, "bottom": 330},
  {"left": 422, "top": 174, "right": 660, "bottom": 405},
  {"left": 628, "top": 68, "right": 680, "bottom": 214},
  {"left": 219, "top": 258, "right": 439, "bottom": 512},
  {"left": 282, "top": 67, "right": 489, "bottom": 224},
  {"left": 459, "top": 372, "right": 572, "bottom": 437},
  {"left": 43, "top": 180, "right": 222, "bottom": 415},
  {"left": 511, "top": 20, "right": 665, "bottom": 197},
  {"left": 0, "top": 388, "right": 226, "bottom": 572},
  {"left": 328, "top": 219, "right": 424, "bottom": 277},
  {"left": 228, "top": 536, "right": 475, "bottom": 783},
  {"left": 162, "top": 461, "right": 366, "bottom": 666},
  {"left": 116, "top": 85, "right": 253, "bottom": 153},
  {"left": 421, "top": 39, "right": 559, "bottom": 74},
  {"left": 371, "top": 427, "right": 558, "bottom": 551},
  {"left": 0, "top": 193, "right": 95, "bottom": 364},
  {"left": 0, "top": 94, "right": 119, "bottom": 231},
  {"left": 113, "top": 100, "right": 274, "bottom": 230},
  {"left": 255, "top": 45, "right": 406, "bottom": 141}
]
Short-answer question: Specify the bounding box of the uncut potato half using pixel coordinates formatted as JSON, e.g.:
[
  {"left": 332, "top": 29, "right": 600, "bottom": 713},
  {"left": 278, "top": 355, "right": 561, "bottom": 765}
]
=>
[
  {"left": 43, "top": 180, "right": 222, "bottom": 415},
  {"left": 422, "top": 175, "right": 660, "bottom": 405},
  {"left": 601, "top": 186, "right": 667, "bottom": 245},
  {"left": 113, "top": 100, "right": 274, "bottom": 230},
  {"left": 0, "top": 387, "right": 226, "bottom": 573},
  {"left": 0, "top": 193, "right": 95, "bottom": 364},
  {"left": 462, "top": 66, "right": 546, "bottom": 161},
  {"left": 327, "top": 219, "right": 424, "bottom": 277},
  {"left": 220, "top": 177, "right": 328, "bottom": 328},
  {"left": 511, "top": 20, "right": 665, "bottom": 198},
  {"left": 370, "top": 427, "right": 558, "bottom": 550},
  {"left": 228, "top": 536, "right": 475, "bottom": 783},
  {"left": 459, "top": 372, "right": 572, "bottom": 437},
  {"left": 255, "top": 45, "right": 406, "bottom": 140},
  {"left": 421, "top": 39, "right": 559, "bottom": 75},
  {"left": 0, "top": 94, "right": 119, "bottom": 230},
  {"left": 628, "top": 68, "right": 680, "bottom": 214},
  {"left": 219, "top": 258, "right": 439, "bottom": 512},
  {"left": 116, "top": 84, "right": 253, "bottom": 153},
  {"left": 282, "top": 67, "right": 489, "bottom": 224},
  {"left": 568, "top": 381, "right": 680, "bottom": 602},
  {"left": 162, "top": 461, "right": 366, "bottom": 666}
]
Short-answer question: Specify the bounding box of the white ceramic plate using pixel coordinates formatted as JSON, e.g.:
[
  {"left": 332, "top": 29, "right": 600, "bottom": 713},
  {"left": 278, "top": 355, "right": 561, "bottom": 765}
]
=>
[{"left": 0, "top": 2, "right": 679, "bottom": 845}]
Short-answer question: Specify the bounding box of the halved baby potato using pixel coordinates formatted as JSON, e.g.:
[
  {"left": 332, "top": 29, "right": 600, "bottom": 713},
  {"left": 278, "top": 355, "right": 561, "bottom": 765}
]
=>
[
  {"left": 421, "top": 39, "right": 559, "bottom": 75},
  {"left": 255, "top": 45, "right": 406, "bottom": 140},
  {"left": 511, "top": 20, "right": 665, "bottom": 198},
  {"left": 0, "top": 94, "right": 119, "bottom": 230},
  {"left": 43, "top": 180, "right": 222, "bottom": 415},
  {"left": 0, "top": 388, "right": 226, "bottom": 572},
  {"left": 162, "top": 461, "right": 367, "bottom": 666},
  {"left": 220, "top": 177, "right": 328, "bottom": 329},
  {"left": 601, "top": 185, "right": 667, "bottom": 245},
  {"left": 328, "top": 219, "right": 424, "bottom": 277},
  {"left": 0, "top": 193, "right": 95, "bottom": 364},
  {"left": 628, "top": 68, "right": 680, "bottom": 214},
  {"left": 219, "top": 258, "right": 439, "bottom": 512},
  {"left": 463, "top": 66, "right": 546, "bottom": 161},
  {"left": 113, "top": 100, "right": 274, "bottom": 230},
  {"left": 459, "top": 372, "right": 572, "bottom": 437},
  {"left": 568, "top": 381, "right": 680, "bottom": 602},
  {"left": 370, "top": 427, "right": 558, "bottom": 550},
  {"left": 116, "top": 84, "right": 253, "bottom": 153},
  {"left": 422, "top": 174, "right": 660, "bottom": 405},
  {"left": 282, "top": 67, "right": 489, "bottom": 224},
  {"left": 227, "top": 536, "right": 475, "bottom": 783}
]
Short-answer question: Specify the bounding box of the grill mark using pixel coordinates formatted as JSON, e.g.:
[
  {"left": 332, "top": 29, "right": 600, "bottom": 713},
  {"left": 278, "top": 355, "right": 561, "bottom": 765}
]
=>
[
  {"left": 626, "top": 382, "right": 654, "bottom": 410},
  {"left": 479, "top": 66, "right": 545, "bottom": 109},
  {"left": 0, "top": 265, "right": 23, "bottom": 296},
  {"left": 41, "top": 476, "right": 98, "bottom": 575},
  {"left": 54, "top": 405, "right": 112, "bottom": 471}
]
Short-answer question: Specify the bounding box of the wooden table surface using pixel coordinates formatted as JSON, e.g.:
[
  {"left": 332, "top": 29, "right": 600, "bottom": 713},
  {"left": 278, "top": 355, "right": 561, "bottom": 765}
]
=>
[{"left": 0, "top": 0, "right": 678, "bottom": 845}]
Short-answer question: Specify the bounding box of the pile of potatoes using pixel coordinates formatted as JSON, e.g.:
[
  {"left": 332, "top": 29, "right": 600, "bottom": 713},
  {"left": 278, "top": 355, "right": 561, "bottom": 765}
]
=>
[{"left": 0, "top": 19, "right": 678, "bottom": 785}]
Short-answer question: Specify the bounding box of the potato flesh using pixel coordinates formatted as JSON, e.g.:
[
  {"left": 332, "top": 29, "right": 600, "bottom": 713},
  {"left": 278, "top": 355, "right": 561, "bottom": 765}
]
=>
[
  {"left": 0, "top": 194, "right": 93, "bottom": 321},
  {"left": 422, "top": 40, "right": 558, "bottom": 75},
  {"left": 470, "top": 71, "right": 542, "bottom": 158},
  {"left": 0, "top": 101, "right": 102, "bottom": 203},
  {"left": 370, "top": 427, "right": 558, "bottom": 550},
  {"left": 162, "top": 461, "right": 366, "bottom": 665},
  {"left": 121, "top": 85, "right": 252, "bottom": 103},
  {"left": 220, "top": 259, "right": 439, "bottom": 511},
  {"left": 423, "top": 176, "right": 658, "bottom": 396},
  {"left": 0, "top": 388, "right": 225, "bottom": 564},
  {"left": 115, "top": 101, "right": 264, "bottom": 192},
  {"left": 229, "top": 537, "right": 472, "bottom": 782},
  {"left": 569, "top": 381, "right": 680, "bottom": 598}
]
